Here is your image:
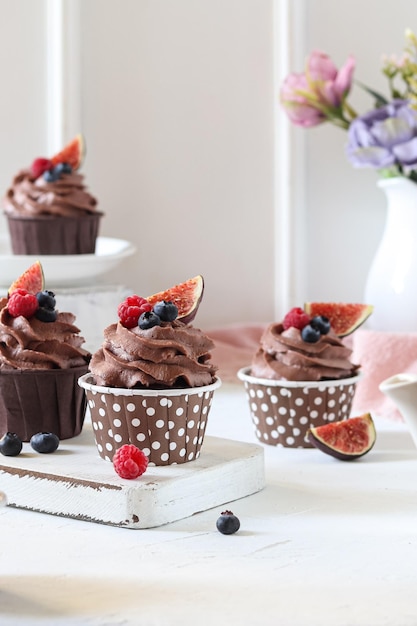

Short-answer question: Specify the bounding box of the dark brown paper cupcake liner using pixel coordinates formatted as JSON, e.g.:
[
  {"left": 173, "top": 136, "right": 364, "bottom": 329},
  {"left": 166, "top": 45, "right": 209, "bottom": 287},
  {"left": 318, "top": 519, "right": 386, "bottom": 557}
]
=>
[
  {"left": 0, "top": 364, "right": 89, "bottom": 441},
  {"left": 238, "top": 367, "right": 361, "bottom": 448},
  {"left": 78, "top": 374, "right": 222, "bottom": 465},
  {"left": 6, "top": 213, "right": 103, "bottom": 255}
]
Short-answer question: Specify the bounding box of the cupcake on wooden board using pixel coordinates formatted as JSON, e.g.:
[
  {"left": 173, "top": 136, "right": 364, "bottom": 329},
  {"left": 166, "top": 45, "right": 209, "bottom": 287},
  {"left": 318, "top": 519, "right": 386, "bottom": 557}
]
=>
[{"left": 79, "top": 275, "right": 221, "bottom": 466}]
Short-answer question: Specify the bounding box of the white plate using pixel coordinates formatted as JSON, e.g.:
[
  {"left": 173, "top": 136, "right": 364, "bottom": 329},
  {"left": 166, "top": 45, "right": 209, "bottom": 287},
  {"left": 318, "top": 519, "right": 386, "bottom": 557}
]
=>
[{"left": 0, "top": 234, "right": 136, "bottom": 288}]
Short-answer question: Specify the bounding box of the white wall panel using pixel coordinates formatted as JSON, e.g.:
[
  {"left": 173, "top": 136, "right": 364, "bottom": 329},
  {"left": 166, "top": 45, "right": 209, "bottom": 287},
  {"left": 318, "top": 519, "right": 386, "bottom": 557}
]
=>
[
  {"left": 79, "top": 0, "right": 276, "bottom": 329},
  {"left": 0, "top": 0, "right": 48, "bottom": 234}
]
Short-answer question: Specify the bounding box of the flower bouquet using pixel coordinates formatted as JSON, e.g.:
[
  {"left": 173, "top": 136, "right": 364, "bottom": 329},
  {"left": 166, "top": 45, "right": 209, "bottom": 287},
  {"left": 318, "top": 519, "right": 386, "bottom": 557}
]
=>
[{"left": 280, "top": 29, "right": 417, "bottom": 183}]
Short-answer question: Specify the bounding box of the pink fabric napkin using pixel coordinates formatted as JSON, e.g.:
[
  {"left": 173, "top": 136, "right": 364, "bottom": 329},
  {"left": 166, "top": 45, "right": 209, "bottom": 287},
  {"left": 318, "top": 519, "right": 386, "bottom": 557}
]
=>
[
  {"left": 207, "top": 324, "right": 417, "bottom": 421},
  {"left": 350, "top": 329, "right": 417, "bottom": 421},
  {"left": 208, "top": 324, "right": 265, "bottom": 382}
]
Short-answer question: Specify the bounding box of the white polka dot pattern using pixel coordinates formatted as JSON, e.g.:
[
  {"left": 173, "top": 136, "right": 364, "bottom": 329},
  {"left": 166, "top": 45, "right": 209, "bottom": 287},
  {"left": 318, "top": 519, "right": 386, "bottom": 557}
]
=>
[
  {"left": 242, "top": 380, "right": 358, "bottom": 448},
  {"left": 85, "top": 387, "right": 216, "bottom": 465}
]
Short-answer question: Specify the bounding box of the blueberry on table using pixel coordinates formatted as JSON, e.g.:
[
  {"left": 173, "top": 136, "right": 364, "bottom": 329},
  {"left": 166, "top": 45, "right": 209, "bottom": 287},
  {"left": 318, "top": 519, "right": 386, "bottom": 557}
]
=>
[
  {"left": 216, "top": 510, "right": 240, "bottom": 535},
  {"left": 30, "top": 432, "right": 60, "bottom": 454},
  {"left": 0, "top": 432, "right": 23, "bottom": 457}
]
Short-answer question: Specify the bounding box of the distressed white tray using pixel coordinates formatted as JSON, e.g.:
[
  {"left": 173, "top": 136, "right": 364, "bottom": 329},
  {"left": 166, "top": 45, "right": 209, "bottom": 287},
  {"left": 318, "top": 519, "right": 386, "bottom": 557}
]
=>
[{"left": 0, "top": 425, "right": 265, "bottom": 529}]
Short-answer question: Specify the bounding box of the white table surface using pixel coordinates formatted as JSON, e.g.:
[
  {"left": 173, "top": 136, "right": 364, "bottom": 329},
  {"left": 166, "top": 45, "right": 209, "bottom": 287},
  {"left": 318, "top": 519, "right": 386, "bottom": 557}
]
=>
[{"left": 1, "top": 382, "right": 416, "bottom": 626}]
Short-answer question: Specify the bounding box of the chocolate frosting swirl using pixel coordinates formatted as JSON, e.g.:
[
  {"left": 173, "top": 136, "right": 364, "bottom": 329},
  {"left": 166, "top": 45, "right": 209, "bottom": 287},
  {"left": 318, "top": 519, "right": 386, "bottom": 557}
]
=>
[
  {"left": 89, "top": 319, "right": 218, "bottom": 389},
  {"left": 0, "top": 302, "right": 91, "bottom": 371},
  {"left": 3, "top": 170, "right": 98, "bottom": 217},
  {"left": 251, "top": 323, "right": 359, "bottom": 381}
]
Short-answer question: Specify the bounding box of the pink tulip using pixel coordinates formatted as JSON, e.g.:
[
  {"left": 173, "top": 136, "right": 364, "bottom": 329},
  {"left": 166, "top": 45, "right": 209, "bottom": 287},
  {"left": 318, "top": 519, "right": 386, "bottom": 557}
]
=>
[
  {"left": 308, "top": 50, "right": 355, "bottom": 107},
  {"left": 280, "top": 51, "right": 356, "bottom": 128},
  {"left": 280, "top": 73, "right": 325, "bottom": 127}
]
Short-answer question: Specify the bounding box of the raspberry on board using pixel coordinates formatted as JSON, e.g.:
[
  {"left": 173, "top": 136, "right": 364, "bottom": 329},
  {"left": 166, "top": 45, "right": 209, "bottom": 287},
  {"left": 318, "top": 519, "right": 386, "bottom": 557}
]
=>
[
  {"left": 7, "top": 289, "right": 39, "bottom": 319},
  {"left": 113, "top": 444, "right": 149, "bottom": 479},
  {"left": 117, "top": 295, "right": 152, "bottom": 328},
  {"left": 282, "top": 307, "right": 311, "bottom": 331}
]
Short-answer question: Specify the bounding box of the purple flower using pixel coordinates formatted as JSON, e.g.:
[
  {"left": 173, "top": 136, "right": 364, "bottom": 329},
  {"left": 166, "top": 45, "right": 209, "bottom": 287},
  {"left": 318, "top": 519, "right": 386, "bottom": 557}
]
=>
[{"left": 346, "top": 100, "right": 417, "bottom": 170}]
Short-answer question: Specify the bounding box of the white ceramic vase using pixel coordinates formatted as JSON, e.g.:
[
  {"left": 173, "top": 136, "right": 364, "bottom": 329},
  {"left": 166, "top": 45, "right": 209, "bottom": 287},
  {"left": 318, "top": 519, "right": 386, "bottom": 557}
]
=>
[{"left": 365, "top": 177, "right": 417, "bottom": 332}]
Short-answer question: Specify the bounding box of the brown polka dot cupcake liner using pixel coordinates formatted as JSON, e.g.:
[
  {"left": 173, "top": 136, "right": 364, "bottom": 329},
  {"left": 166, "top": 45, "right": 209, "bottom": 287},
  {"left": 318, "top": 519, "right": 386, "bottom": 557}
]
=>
[
  {"left": 78, "top": 374, "right": 221, "bottom": 465},
  {"left": 237, "top": 367, "right": 362, "bottom": 448}
]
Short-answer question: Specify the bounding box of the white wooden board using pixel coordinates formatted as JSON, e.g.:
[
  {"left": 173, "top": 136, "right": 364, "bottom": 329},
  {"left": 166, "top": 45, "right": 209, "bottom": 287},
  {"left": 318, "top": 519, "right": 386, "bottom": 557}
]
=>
[{"left": 0, "top": 425, "right": 265, "bottom": 529}]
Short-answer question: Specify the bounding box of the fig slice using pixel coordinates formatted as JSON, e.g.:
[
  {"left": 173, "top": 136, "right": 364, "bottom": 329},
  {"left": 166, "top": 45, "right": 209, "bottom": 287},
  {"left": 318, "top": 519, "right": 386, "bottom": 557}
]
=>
[
  {"left": 146, "top": 275, "right": 204, "bottom": 324},
  {"left": 308, "top": 413, "right": 376, "bottom": 461},
  {"left": 8, "top": 261, "right": 45, "bottom": 297},
  {"left": 304, "top": 302, "right": 374, "bottom": 337},
  {"left": 50, "top": 134, "right": 85, "bottom": 170}
]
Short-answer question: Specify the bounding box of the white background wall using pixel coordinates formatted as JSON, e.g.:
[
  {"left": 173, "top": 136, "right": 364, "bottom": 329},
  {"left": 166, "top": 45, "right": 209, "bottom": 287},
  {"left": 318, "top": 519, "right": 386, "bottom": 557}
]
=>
[{"left": 0, "top": 0, "right": 415, "bottom": 330}]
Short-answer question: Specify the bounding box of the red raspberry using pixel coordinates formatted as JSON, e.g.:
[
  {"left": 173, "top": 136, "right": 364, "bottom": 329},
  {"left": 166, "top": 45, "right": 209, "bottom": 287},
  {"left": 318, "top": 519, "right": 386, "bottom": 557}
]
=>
[
  {"left": 117, "top": 295, "right": 152, "bottom": 328},
  {"left": 8, "top": 289, "right": 39, "bottom": 318},
  {"left": 113, "top": 444, "right": 149, "bottom": 479},
  {"left": 31, "top": 158, "right": 53, "bottom": 179},
  {"left": 282, "top": 307, "right": 311, "bottom": 331}
]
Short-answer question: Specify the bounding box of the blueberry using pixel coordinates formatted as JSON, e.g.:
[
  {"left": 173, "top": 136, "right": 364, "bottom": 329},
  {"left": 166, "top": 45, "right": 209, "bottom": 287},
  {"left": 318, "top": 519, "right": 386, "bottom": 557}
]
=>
[
  {"left": 36, "top": 290, "right": 56, "bottom": 310},
  {"left": 30, "top": 432, "right": 59, "bottom": 454},
  {"left": 43, "top": 169, "right": 59, "bottom": 183},
  {"left": 310, "top": 315, "right": 331, "bottom": 335},
  {"left": 0, "top": 432, "right": 23, "bottom": 457},
  {"left": 216, "top": 510, "right": 240, "bottom": 535},
  {"left": 138, "top": 311, "right": 161, "bottom": 330},
  {"left": 35, "top": 307, "right": 57, "bottom": 323},
  {"left": 152, "top": 300, "right": 178, "bottom": 322},
  {"left": 301, "top": 324, "right": 321, "bottom": 343},
  {"left": 54, "top": 162, "right": 72, "bottom": 176}
]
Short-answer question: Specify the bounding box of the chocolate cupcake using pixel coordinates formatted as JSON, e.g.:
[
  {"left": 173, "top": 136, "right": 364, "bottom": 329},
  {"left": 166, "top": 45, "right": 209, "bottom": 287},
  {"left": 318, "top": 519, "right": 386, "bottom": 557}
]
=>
[
  {"left": 3, "top": 135, "right": 103, "bottom": 255},
  {"left": 79, "top": 291, "right": 220, "bottom": 466},
  {"left": 0, "top": 264, "right": 91, "bottom": 440},
  {"left": 238, "top": 306, "right": 365, "bottom": 448}
]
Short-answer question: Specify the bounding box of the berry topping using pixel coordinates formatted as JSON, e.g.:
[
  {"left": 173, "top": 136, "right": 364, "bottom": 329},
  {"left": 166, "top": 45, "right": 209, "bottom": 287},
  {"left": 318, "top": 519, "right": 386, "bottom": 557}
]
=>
[
  {"left": 283, "top": 307, "right": 311, "bottom": 331},
  {"left": 51, "top": 134, "right": 84, "bottom": 170},
  {"left": 43, "top": 168, "right": 60, "bottom": 183},
  {"left": 0, "top": 432, "right": 23, "bottom": 457},
  {"left": 113, "top": 444, "right": 149, "bottom": 479},
  {"left": 36, "top": 290, "right": 56, "bottom": 310},
  {"left": 53, "top": 162, "right": 72, "bottom": 176},
  {"left": 138, "top": 311, "right": 161, "bottom": 330},
  {"left": 7, "top": 288, "right": 39, "bottom": 318},
  {"left": 30, "top": 432, "right": 60, "bottom": 454},
  {"left": 43, "top": 162, "right": 74, "bottom": 182},
  {"left": 35, "top": 307, "right": 57, "bottom": 323},
  {"left": 301, "top": 324, "right": 321, "bottom": 343},
  {"left": 8, "top": 261, "right": 44, "bottom": 297},
  {"left": 152, "top": 300, "right": 178, "bottom": 322},
  {"left": 310, "top": 315, "right": 331, "bottom": 335},
  {"left": 118, "top": 295, "right": 152, "bottom": 329},
  {"left": 216, "top": 510, "right": 240, "bottom": 535},
  {"left": 31, "top": 158, "right": 53, "bottom": 179}
]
